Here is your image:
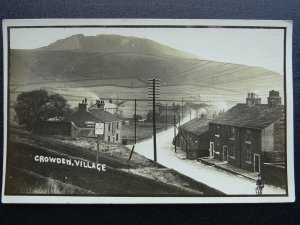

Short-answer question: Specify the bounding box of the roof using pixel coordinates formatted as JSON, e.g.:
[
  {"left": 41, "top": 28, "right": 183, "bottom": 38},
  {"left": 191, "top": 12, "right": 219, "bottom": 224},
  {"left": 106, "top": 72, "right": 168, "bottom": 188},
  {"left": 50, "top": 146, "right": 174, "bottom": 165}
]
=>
[
  {"left": 64, "top": 110, "right": 98, "bottom": 127},
  {"left": 64, "top": 109, "right": 121, "bottom": 127},
  {"left": 210, "top": 104, "right": 284, "bottom": 129},
  {"left": 89, "top": 102, "right": 117, "bottom": 110},
  {"left": 89, "top": 109, "right": 121, "bottom": 122},
  {"left": 180, "top": 118, "right": 211, "bottom": 136}
]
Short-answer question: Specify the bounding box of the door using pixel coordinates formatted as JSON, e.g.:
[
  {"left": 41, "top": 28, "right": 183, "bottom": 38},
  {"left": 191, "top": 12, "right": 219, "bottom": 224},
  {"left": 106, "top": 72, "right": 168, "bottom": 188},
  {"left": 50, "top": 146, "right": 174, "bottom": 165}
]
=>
[
  {"left": 254, "top": 154, "right": 260, "bottom": 173},
  {"left": 223, "top": 146, "right": 228, "bottom": 162},
  {"left": 209, "top": 142, "right": 214, "bottom": 158}
]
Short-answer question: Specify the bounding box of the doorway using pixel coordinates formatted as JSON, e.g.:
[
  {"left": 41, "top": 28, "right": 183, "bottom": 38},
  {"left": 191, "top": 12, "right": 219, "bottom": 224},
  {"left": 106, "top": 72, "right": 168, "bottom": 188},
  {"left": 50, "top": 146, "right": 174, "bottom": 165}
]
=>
[
  {"left": 223, "top": 146, "right": 228, "bottom": 162},
  {"left": 254, "top": 154, "right": 260, "bottom": 173},
  {"left": 209, "top": 142, "right": 214, "bottom": 158}
]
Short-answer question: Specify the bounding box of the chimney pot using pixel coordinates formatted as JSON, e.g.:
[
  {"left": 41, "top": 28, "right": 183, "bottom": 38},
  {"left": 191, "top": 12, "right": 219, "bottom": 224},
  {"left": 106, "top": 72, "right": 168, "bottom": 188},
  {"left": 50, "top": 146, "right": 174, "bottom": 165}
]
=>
[
  {"left": 268, "top": 90, "right": 281, "bottom": 106},
  {"left": 246, "top": 92, "right": 261, "bottom": 106}
]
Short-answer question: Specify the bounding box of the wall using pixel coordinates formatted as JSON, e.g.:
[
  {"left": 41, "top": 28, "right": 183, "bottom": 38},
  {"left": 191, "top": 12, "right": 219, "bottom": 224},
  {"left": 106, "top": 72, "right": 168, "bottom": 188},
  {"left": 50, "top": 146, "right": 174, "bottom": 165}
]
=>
[
  {"left": 262, "top": 118, "right": 285, "bottom": 162},
  {"left": 33, "top": 121, "right": 77, "bottom": 136},
  {"left": 209, "top": 123, "right": 262, "bottom": 172},
  {"left": 240, "top": 128, "right": 261, "bottom": 172},
  {"left": 227, "top": 127, "right": 241, "bottom": 168},
  {"left": 273, "top": 117, "right": 285, "bottom": 154},
  {"left": 104, "top": 121, "right": 122, "bottom": 144},
  {"left": 178, "top": 129, "right": 209, "bottom": 160},
  {"left": 261, "top": 123, "right": 274, "bottom": 152},
  {"left": 261, "top": 163, "right": 286, "bottom": 187}
]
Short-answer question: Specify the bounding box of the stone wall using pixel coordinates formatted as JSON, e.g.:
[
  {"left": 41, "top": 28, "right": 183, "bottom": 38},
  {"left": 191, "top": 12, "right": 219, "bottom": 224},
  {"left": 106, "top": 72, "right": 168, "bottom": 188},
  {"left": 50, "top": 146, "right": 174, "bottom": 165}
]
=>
[{"left": 262, "top": 163, "right": 286, "bottom": 188}]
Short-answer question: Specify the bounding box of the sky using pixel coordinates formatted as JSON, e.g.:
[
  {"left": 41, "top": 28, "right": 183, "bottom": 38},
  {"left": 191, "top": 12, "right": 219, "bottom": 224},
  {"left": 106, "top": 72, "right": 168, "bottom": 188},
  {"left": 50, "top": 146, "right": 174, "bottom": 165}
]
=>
[{"left": 10, "top": 27, "right": 284, "bottom": 75}]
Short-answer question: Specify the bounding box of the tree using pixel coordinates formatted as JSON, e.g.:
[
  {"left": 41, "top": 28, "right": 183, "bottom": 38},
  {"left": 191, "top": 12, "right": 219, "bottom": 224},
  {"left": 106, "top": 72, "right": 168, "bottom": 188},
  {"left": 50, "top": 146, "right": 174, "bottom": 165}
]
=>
[{"left": 14, "top": 89, "right": 72, "bottom": 130}]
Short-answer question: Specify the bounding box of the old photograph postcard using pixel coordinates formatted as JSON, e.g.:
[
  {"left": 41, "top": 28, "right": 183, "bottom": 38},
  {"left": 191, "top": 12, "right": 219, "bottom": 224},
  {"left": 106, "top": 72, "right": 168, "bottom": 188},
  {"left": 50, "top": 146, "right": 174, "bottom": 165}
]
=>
[{"left": 1, "top": 19, "right": 294, "bottom": 203}]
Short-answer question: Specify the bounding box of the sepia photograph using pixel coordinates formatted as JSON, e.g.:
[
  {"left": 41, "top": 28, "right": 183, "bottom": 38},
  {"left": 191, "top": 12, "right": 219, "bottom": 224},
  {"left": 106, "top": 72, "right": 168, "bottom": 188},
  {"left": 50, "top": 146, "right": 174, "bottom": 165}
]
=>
[{"left": 1, "top": 19, "right": 294, "bottom": 203}]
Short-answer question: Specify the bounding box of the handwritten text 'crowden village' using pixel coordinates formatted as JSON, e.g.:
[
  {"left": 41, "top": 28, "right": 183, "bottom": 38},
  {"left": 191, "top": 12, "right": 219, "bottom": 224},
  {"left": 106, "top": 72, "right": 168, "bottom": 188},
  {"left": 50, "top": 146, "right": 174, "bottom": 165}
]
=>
[{"left": 34, "top": 155, "right": 106, "bottom": 172}]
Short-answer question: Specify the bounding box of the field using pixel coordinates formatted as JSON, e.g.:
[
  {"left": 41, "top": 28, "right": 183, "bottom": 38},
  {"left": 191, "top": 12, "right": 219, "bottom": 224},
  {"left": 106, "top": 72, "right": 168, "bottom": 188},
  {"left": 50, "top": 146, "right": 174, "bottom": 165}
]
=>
[
  {"left": 122, "top": 122, "right": 173, "bottom": 142},
  {"left": 10, "top": 79, "right": 285, "bottom": 117}
]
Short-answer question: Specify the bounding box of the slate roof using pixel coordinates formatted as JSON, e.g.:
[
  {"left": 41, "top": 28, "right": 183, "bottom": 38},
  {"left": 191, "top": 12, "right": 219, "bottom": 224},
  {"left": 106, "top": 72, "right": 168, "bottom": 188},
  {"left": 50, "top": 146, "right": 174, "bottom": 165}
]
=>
[
  {"left": 64, "top": 110, "right": 98, "bottom": 127},
  {"left": 89, "top": 109, "right": 121, "bottom": 122},
  {"left": 210, "top": 104, "right": 284, "bottom": 129},
  {"left": 180, "top": 118, "right": 211, "bottom": 136},
  {"left": 64, "top": 109, "right": 121, "bottom": 127}
]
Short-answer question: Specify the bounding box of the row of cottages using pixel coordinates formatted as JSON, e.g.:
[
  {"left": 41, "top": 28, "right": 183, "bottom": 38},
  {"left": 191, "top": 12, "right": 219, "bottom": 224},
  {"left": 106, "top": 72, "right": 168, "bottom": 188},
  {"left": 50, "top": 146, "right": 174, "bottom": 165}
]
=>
[
  {"left": 64, "top": 99, "right": 122, "bottom": 143},
  {"left": 209, "top": 90, "right": 285, "bottom": 174},
  {"left": 176, "top": 114, "right": 211, "bottom": 159}
]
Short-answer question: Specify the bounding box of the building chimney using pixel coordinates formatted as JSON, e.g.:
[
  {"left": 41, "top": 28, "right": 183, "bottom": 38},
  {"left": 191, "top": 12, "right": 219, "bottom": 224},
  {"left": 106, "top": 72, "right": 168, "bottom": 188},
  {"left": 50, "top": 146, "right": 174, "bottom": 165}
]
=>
[
  {"left": 268, "top": 90, "right": 281, "bottom": 107},
  {"left": 246, "top": 92, "right": 261, "bottom": 106},
  {"left": 79, "top": 99, "right": 88, "bottom": 111},
  {"left": 96, "top": 99, "right": 105, "bottom": 110}
]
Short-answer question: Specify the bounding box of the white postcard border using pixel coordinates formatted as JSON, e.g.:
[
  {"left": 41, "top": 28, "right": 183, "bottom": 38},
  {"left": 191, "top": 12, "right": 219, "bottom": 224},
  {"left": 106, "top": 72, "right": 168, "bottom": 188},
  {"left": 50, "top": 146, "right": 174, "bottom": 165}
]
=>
[{"left": 1, "top": 19, "right": 295, "bottom": 204}]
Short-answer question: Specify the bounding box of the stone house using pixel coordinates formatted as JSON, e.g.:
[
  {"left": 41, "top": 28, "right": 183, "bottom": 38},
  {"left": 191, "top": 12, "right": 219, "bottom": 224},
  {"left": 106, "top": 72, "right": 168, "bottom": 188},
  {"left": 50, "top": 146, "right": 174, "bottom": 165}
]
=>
[
  {"left": 208, "top": 90, "right": 285, "bottom": 174},
  {"left": 176, "top": 115, "right": 211, "bottom": 159},
  {"left": 65, "top": 99, "right": 122, "bottom": 143}
]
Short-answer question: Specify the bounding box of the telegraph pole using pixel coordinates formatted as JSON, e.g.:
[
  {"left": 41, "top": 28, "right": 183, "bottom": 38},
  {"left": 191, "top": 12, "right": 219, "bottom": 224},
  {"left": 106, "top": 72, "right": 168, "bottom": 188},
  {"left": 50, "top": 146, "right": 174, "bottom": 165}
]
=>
[
  {"left": 97, "top": 135, "right": 99, "bottom": 164},
  {"left": 134, "top": 98, "right": 137, "bottom": 144},
  {"left": 174, "top": 115, "right": 177, "bottom": 153},
  {"left": 165, "top": 103, "right": 168, "bottom": 130},
  {"left": 181, "top": 97, "right": 184, "bottom": 121},
  {"left": 153, "top": 79, "right": 157, "bottom": 162},
  {"left": 148, "top": 78, "right": 160, "bottom": 162}
]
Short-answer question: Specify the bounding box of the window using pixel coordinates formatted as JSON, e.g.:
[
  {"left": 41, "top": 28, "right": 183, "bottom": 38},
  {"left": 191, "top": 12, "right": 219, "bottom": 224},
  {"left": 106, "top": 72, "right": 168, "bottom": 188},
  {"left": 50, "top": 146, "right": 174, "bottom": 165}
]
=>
[
  {"left": 116, "top": 133, "right": 119, "bottom": 141},
  {"left": 209, "top": 142, "right": 214, "bottom": 157},
  {"left": 231, "top": 127, "right": 236, "bottom": 139},
  {"left": 108, "top": 136, "right": 110, "bottom": 142},
  {"left": 116, "top": 122, "right": 119, "bottom": 129},
  {"left": 108, "top": 123, "right": 111, "bottom": 132},
  {"left": 230, "top": 146, "right": 236, "bottom": 159},
  {"left": 245, "top": 144, "right": 252, "bottom": 163},
  {"left": 245, "top": 130, "right": 251, "bottom": 143}
]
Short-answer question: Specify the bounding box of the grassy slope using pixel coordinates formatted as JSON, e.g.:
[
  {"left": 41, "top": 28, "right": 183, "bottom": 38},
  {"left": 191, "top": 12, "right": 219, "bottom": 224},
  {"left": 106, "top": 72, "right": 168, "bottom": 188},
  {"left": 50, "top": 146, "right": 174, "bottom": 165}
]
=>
[{"left": 5, "top": 127, "right": 223, "bottom": 196}]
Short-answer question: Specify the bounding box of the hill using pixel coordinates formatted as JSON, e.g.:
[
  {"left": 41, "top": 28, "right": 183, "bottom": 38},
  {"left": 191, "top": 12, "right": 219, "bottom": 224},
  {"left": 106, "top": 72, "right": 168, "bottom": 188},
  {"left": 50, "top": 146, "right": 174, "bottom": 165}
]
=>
[{"left": 9, "top": 34, "right": 283, "bottom": 106}]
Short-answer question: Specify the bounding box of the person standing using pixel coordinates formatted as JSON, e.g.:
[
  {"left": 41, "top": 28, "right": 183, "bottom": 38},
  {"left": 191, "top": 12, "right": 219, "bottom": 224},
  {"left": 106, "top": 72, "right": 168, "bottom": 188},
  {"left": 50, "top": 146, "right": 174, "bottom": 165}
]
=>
[{"left": 256, "top": 174, "right": 264, "bottom": 195}]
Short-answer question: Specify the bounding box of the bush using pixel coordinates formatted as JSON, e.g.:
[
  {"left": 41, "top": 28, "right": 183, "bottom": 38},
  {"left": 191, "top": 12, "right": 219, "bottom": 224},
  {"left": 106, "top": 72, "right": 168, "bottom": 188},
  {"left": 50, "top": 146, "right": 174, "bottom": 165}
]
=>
[{"left": 14, "top": 89, "right": 72, "bottom": 130}]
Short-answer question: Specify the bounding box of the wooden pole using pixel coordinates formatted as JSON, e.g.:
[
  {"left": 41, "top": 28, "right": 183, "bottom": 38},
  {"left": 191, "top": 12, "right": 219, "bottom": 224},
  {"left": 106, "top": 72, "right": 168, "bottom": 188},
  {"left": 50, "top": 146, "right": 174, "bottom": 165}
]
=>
[
  {"left": 181, "top": 97, "right": 183, "bottom": 120},
  {"left": 134, "top": 98, "right": 137, "bottom": 144},
  {"left": 153, "top": 79, "right": 157, "bottom": 162},
  {"left": 128, "top": 145, "right": 135, "bottom": 161},
  {"left": 174, "top": 115, "right": 177, "bottom": 153},
  {"left": 96, "top": 134, "right": 99, "bottom": 164},
  {"left": 165, "top": 103, "right": 168, "bottom": 130}
]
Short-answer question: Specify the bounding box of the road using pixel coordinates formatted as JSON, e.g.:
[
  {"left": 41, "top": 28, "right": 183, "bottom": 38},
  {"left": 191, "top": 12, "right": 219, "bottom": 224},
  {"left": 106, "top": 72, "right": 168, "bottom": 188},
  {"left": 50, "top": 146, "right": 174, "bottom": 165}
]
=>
[{"left": 134, "top": 115, "right": 286, "bottom": 195}]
